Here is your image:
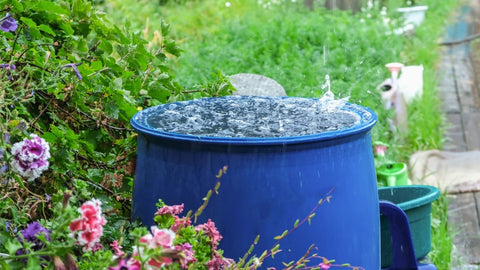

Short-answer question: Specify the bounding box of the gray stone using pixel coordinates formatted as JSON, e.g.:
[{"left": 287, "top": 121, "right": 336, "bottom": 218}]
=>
[{"left": 229, "top": 73, "right": 287, "bottom": 97}]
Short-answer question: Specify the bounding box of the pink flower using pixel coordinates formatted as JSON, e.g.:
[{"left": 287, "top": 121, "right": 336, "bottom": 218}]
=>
[
  {"left": 91, "top": 242, "right": 104, "bottom": 252},
  {"left": 319, "top": 258, "right": 332, "bottom": 269},
  {"left": 175, "top": 243, "right": 196, "bottom": 269},
  {"left": 319, "top": 262, "right": 331, "bottom": 269},
  {"left": 206, "top": 252, "right": 234, "bottom": 270},
  {"left": 10, "top": 134, "right": 50, "bottom": 181},
  {"left": 155, "top": 204, "right": 184, "bottom": 216},
  {"left": 69, "top": 199, "right": 107, "bottom": 252},
  {"left": 110, "top": 240, "right": 125, "bottom": 257},
  {"left": 171, "top": 216, "right": 191, "bottom": 232},
  {"left": 109, "top": 258, "right": 141, "bottom": 270},
  {"left": 132, "top": 227, "right": 176, "bottom": 269},
  {"left": 139, "top": 227, "right": 175, "bottom": 250},
  {"left": 196, "top": 219, "right": 222, "bottom": 249},
  {"left": 374, "top": 144, "right": 388, "bottom": 157}
]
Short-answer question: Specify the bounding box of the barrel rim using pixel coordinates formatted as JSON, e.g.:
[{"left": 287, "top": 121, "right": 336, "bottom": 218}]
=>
[{"left": 130, "top": 96, "right": 377, "bottom": 146}]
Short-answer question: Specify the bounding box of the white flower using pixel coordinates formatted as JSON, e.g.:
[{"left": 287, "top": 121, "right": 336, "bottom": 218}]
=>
[
  {"left": 225, "top": 1, "right": 231, "bottom": 7},
  {"left": 10, "top": 134, "right": 50, "bottom": 181}
]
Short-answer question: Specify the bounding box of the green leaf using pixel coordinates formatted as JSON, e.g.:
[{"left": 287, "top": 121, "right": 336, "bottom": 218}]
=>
[
  {"left": 8, "top": 0, "right": 24, "bottom": 12},
  {"left": 26, "top": 255, "right": 42, "bottom": 270},
  {"left": 76, "top": 39, "right": 88, "bottom": 53},
  {"left": 113, "top": 77, "right": 122, "bottom": 89},
  {"left": 59, "top": 21, "right": 74, "bottom": 35},
  {"left": 91, "top": 60, "right": 103, "bottom": 70},
  {"left": 273, "top": 230, "right": 288, "bottom": 240},
  {"left": 38, "top": 24, "right": 56, "bottom": 36},
  {"left": 0, "top": 261, "right": 11, "bottom": 270},
  {"left": 5, "top": 239, "right": 22, "bottom": 255},
  {"left": 105, "top": 100, "right": 119, "bottom": 119},
  {"left": 97, "top": 39, "right": 113, "bottom": 54},
  {"left": 294, "top": 219, "right": 300, "bottom": 228},
  {"left": 148, "top": 87, "right": 171, "bottom": 102},
  {"left": 20, "top": 17, "right": 37, "bottom": 29},
  {"left": 42, "top": 131, "right": 58, "bottom": 144},
  {"left": 36, "top": 0, "right": 69, "bottom": 15}
]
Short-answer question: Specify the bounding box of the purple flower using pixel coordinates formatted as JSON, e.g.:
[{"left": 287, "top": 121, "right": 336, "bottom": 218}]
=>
[
  {"left": 61, "top": 63, "right": 83, "bottom": 80},
  {"left": 10, "top": 134, "right": 50, "bottom": 181},
  {"left": 18, "top": 222, "right": 51, "bottom": 244},
  {"left": 0, "top": 64, "right": 15, "bottom": 70},
  {"left": 5, "top": 221, "right": 17, "bottom": 233},
  {"left": 0, "top": 164, "right": 7, "bottom": 174},
  {"left": 0, "top": 64, "right": 16, "bottom": 80},
  {"left": 16, "top": 222, "right": 51, "bottom": 264},
  {"left": 0, "top": 13, "right": 18, "bottom": 32}
]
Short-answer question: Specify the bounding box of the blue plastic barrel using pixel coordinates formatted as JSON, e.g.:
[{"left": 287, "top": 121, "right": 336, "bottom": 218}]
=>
[{"left": 130, "top": 96, "right": 379, "bottom": 269}]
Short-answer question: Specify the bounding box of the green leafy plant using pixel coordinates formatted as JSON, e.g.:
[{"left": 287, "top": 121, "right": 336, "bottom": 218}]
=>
[{"left": 0, "top": 0, "right": 233, "bottom": 223}]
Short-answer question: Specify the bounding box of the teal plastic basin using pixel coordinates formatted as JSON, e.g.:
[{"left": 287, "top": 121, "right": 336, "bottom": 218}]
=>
[{"left": 378, "top": 185, "right": 440, "bottom": 268}]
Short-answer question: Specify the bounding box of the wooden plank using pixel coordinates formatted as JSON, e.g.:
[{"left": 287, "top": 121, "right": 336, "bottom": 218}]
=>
[
  {"left": 443, "top": 113, "right": 467, "bottom": 152},
  {"left": 453, "top": 57, "right": 476, "bottom": 111},
  {"left": 475, "top": 192, "right": 480, "bottom": 228},
  {"left": 447, "top": 193, "right": 480, "bottom": 264},
  {"left": 441, "top": 92, "right": 461, "bottom": 114},
  {"left": 462, "top": 112, "right": 480, "bottom": 150},
  {"left": 438, "top": 54, "right": 457, "bottom": 93}
]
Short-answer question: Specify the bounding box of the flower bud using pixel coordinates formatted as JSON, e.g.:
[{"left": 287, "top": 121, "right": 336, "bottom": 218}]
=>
[
  {"left": 53, "top": 256, "right": 66, "bottom": 270},
  {"left": 63, "top": 191, "right": 72, "bottom": 208},
  {"left": 65, "top": 253, "right": 78, "bottom": 270}
]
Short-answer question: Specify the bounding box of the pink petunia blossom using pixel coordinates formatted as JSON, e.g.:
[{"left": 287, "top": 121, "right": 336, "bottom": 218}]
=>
[
  {"left": 69, "top": 199, "right": 107, "bottom": 252},
  {"left": 110, "top": 240, "right": 125, "bottom": 257},
  {"left": 155, "top": 203, "right": 184, "bottom": 216},
  {"left": 132, "top": 227, "right": 176, "bottom": 269},
  {"left": 206, "top": 252, "right": 234, "bottom": 270},
  {"left": 175, "top": 243, "right": 196, "bottom": 269},
  {"left": 196, "top": 219, "right": 222, "bottom": 249},
  {"left": 90, "top": 242, "right": 104, "bottom": 252},
  {"left": 10, "top": 134, "right": 50, "bottom": 181},
  {"left": 171, "top": 216, "right": 191, "bottom": 232},
  {"left": 139, "top": 226, "right": 175, "bottom": 250},
  {"left": 109, "top": 258, "right": 141, "bottom": 270}
]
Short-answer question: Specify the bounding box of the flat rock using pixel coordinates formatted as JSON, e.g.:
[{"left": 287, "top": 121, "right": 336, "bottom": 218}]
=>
[{"left": 229, "top": 73, "right": 287, "bottom": 96}]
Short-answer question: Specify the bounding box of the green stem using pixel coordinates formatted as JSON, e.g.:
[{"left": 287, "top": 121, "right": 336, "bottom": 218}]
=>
[{"left": 0, "top": 251, "right": 53, "bottom": 261}]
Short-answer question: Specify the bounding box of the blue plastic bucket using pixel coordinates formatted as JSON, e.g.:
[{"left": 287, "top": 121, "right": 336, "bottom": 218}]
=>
[{"left": 131, "top": 96, "right": 379, "bottom": 269}]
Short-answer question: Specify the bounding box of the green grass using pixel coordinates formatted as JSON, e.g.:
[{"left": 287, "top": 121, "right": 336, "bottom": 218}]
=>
[
  {"left": 104, "top": 0, "right": 457, "bottom": 151},
  {"left": 430, "top": 195, "right": 454, "bottom": 269},
  {"left": 102, "top": 0, "right": 462, "bottom": 268}
]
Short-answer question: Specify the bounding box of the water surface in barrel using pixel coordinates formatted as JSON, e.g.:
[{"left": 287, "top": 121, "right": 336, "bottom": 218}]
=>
[{"left": 146, "top": 96, "right": 360, "bottom": 138}]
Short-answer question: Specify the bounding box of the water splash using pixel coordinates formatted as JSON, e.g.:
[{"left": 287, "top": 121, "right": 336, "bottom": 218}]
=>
[
  {"left": 318, "top": 74, "right": 349, "bottom": 113},
  {"left": 142, "top": 95, "right": 360, "bottom": 138}
]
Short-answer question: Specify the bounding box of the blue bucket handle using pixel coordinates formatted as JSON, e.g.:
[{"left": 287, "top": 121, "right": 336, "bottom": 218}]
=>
[{"left": 380, "top": 201, "right": 437, "bottom": 270}]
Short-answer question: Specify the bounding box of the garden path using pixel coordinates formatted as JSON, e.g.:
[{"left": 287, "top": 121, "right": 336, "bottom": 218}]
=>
[{"left": 439, "top": 0, "right": 480, "bottom": 268}]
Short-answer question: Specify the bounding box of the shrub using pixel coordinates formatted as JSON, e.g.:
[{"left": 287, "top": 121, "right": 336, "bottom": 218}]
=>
[{"left": 0, "top": 0, "right": 233, "bottom": 224}]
